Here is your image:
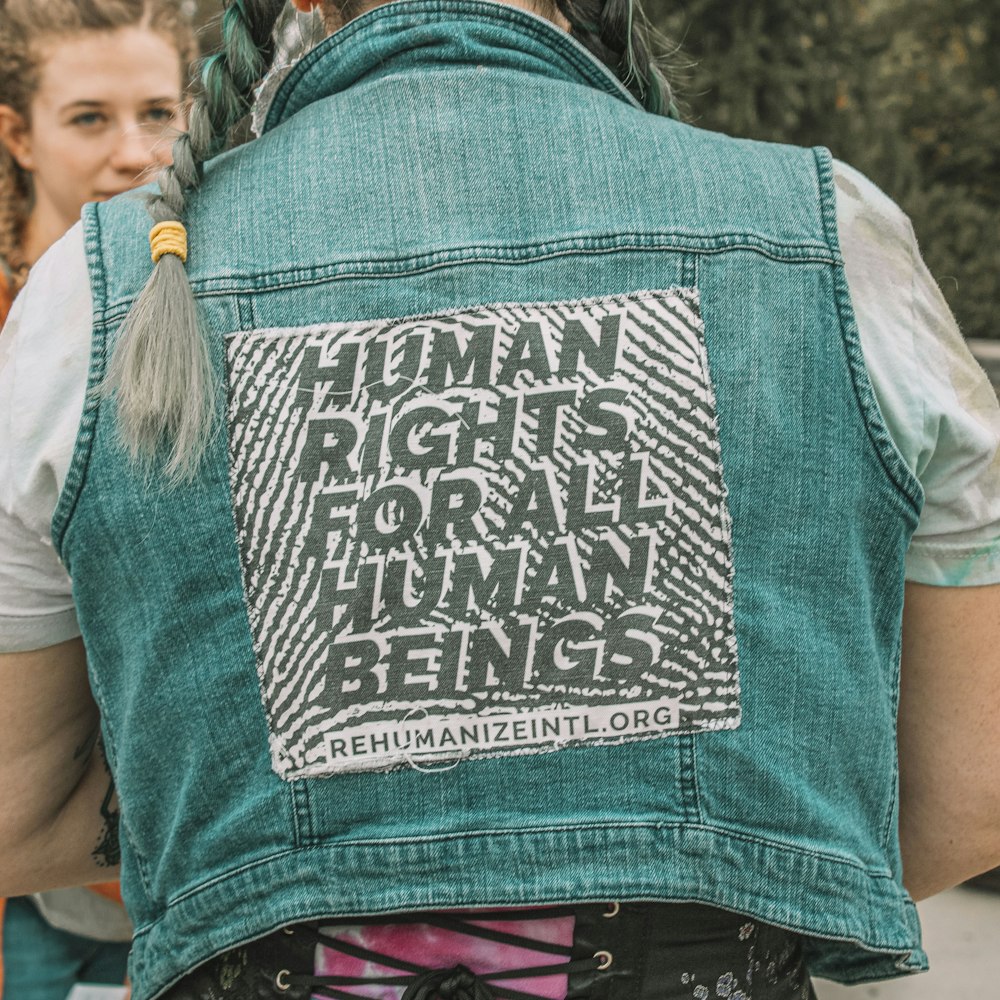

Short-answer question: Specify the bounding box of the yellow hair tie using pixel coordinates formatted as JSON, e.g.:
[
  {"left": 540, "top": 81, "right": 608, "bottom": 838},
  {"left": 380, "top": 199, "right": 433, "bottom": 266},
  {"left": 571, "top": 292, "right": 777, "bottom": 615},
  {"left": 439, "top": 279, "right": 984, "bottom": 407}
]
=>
[{"left": 149, "top": 221, "right": 188, "bottom": 264}]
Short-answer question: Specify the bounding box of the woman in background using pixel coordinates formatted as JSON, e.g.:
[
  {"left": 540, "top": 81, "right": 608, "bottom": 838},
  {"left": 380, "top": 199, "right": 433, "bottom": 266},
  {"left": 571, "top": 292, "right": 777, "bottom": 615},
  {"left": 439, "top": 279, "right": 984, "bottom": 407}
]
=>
[
  {"left": 0, "top": 0, "right": 194, "bottom": 325},
  {"left": 0, "top": 3, "right": 193, "bottom": 996}
]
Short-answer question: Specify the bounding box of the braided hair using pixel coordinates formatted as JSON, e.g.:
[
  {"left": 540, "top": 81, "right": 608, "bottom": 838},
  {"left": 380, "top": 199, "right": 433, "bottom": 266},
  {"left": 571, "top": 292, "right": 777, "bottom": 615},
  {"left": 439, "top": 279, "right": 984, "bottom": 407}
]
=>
[
  {"left": 552, "top": 0, "right": 673, "bottom": 115},
  {"left": 0, "top": 0, "right": 196, "bottom": 297},
  {"left": 109, "top": 0, "right": 673, "bottom": 481},
  {"left": 104, "top": 0, "right": 287, "bottom": 481}
]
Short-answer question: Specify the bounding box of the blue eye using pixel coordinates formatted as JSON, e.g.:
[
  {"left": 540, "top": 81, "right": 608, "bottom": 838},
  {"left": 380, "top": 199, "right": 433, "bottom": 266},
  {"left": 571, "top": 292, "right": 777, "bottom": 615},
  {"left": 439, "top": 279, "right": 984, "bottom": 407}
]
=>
[
  {"left": 143, "top": 106, "right": 178, "bottom": 125},
  {"left": 70, "top": 111, "right": 106, "bottom": 128}
]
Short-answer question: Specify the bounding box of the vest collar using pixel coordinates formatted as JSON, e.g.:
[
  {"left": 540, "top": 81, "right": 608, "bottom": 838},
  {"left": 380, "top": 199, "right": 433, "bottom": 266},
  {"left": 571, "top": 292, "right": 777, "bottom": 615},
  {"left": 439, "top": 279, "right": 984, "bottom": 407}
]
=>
[{"left": 262, "top": 0, "right": 640, "bottom": 134}]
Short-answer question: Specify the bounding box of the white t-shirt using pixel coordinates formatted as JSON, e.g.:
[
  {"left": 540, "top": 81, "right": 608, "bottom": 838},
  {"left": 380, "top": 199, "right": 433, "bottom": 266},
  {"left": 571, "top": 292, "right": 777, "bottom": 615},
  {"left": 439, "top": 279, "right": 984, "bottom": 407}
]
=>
[{"left": 1, "top": 161, "right": 999, "bottom": 653}]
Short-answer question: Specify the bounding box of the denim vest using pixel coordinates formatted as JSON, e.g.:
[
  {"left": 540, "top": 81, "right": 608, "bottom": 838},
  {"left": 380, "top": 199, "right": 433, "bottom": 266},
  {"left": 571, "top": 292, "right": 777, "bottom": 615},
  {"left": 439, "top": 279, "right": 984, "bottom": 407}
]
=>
[{"left": 55, "top": 3, "right": 925, "bottom": 996}]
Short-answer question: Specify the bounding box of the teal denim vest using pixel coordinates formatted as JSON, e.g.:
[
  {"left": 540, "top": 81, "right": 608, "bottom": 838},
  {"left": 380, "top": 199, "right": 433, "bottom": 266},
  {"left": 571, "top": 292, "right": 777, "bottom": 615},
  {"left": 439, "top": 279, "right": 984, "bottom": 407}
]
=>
[{"left": 55, "top": 3, "right": 926, "bottom": 996}]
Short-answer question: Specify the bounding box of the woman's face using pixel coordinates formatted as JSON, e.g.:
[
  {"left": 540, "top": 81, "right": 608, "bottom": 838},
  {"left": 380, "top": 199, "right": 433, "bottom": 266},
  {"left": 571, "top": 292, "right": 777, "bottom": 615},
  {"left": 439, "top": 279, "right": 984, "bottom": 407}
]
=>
[{"left": 3, "top": 26, "right": 185, "bottom": 234}]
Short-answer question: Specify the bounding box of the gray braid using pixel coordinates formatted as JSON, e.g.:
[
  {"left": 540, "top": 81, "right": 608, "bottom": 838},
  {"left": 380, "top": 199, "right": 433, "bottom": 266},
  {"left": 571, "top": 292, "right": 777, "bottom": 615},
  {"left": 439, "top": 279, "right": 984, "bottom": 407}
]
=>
[
  {"left": 553, "top": 0, "right": 673, "bottom": 116},
  {"left": 103, "top": 0, "right": 286, "bottom": 482}
]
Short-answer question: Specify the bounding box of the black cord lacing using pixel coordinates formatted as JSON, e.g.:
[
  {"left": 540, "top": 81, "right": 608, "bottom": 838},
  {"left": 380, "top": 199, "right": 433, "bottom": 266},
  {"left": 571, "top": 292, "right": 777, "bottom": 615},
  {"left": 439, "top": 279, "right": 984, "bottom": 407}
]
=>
[
  {"left": 402, "top": 964, "right": 496, "bottom": 1000},
  {"left": 277, "top": 912, "right": 610, "bottom": 1000}
]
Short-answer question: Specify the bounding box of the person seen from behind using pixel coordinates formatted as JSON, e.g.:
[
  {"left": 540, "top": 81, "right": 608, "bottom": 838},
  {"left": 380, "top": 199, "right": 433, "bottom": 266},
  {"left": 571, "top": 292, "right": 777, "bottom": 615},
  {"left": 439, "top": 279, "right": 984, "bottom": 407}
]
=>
[{"left": 1, "top": 0, "right": 999, "bottom": 998}]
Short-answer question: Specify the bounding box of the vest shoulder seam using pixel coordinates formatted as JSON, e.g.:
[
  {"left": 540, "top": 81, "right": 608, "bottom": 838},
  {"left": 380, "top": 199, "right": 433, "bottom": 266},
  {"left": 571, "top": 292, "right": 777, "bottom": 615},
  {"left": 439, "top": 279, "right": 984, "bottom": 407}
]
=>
[{"left": 94, "top": 234, "right": 837, "bottom": 321}]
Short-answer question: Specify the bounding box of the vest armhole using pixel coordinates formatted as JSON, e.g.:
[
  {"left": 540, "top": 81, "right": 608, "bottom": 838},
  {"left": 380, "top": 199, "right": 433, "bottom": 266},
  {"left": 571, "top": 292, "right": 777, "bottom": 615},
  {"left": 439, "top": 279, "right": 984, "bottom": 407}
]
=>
[
  {"left": 52, "top": 203, "right": 111, "bottom": 563},
  {"left": 812, "top": 145, "right": 924, "bottom": 517}
]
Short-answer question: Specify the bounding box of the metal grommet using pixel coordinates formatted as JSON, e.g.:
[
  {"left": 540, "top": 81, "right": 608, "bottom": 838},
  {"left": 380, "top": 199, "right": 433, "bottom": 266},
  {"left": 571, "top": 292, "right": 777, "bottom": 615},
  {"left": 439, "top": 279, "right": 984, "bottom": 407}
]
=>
[
  {"left": 594, "top": 950, "right": 614, "bottom": 971},
  {"left": 274, "top": 969, "right": 292, "bottom": 992},
  {"left": 602, "top": 901, "right": 620, "bottom": 918}
]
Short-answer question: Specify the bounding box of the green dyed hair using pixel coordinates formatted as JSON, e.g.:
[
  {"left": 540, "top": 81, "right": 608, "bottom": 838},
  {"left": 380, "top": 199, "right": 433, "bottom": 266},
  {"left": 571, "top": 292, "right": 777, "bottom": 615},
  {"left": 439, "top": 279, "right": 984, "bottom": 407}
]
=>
[
  {"left": 106, "top": 0, "right": 675, "bottom": 482},
  {"left": 102, "top": 0, "right": 287, "bottom": 481},
  {"left": 553, "top": 0, "right": 674, "bottom": 116}
]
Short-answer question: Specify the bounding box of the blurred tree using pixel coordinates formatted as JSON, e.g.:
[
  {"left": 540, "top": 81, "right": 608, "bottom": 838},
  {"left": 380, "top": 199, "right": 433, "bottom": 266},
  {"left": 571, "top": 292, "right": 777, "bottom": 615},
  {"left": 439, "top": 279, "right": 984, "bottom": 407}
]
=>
[
  {"left": 861, "top": 0, "right": 998, "bottom": 340},
  {"left": 185, "top": 0, "right": 220, "bottom": 51},
  {"left": 649, "top": 0, "right": 998, "bottom": 340},
  {"left": 652, "top": 2, "right": 855, "bottom": 145}
]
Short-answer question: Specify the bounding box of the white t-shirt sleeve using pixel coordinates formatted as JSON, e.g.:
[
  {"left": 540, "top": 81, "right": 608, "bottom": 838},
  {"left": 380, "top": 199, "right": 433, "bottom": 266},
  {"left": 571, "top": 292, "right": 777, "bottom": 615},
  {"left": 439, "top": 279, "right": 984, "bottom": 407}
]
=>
[
  {"left": 834, "top": 160, "right": 1000, "bottom": 586},
  {"left": 0, "top": 224, "right": 91, "bottom": 652}
]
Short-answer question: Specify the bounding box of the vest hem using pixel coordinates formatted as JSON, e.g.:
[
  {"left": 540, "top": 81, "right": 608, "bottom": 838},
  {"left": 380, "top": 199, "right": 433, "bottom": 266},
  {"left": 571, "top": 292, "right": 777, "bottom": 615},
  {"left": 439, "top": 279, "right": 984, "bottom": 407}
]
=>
[{"left": 127, "top": 823, "right": 925, "bottom": 1000}]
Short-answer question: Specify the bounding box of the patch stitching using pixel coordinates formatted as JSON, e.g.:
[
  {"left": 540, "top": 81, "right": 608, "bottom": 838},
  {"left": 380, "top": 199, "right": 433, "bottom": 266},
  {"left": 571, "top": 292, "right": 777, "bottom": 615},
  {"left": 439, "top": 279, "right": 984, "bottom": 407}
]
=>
[{"left": 226, "top": 288, "right": 739, "bottom": 777}]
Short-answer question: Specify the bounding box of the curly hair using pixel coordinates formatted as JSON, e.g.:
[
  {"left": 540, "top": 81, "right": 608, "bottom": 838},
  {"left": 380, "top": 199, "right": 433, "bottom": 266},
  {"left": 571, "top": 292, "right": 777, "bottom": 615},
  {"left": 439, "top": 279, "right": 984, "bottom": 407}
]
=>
[{"left": 0, "top": 0, "right": 197, "bottom": 292}]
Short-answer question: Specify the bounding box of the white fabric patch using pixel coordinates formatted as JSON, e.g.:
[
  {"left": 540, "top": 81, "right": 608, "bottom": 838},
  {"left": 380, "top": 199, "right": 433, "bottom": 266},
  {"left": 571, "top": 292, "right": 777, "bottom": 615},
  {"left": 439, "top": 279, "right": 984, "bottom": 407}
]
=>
[{"left": 226, "top": 290, "right": 739, "bottom": 777}]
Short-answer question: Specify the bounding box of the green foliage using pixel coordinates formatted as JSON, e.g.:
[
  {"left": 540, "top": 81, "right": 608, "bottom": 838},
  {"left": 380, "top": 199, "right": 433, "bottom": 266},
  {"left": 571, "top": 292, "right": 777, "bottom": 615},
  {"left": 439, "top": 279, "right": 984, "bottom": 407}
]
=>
[{"left": 650, "top": 0, "right": 998, "bottom": 339}]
